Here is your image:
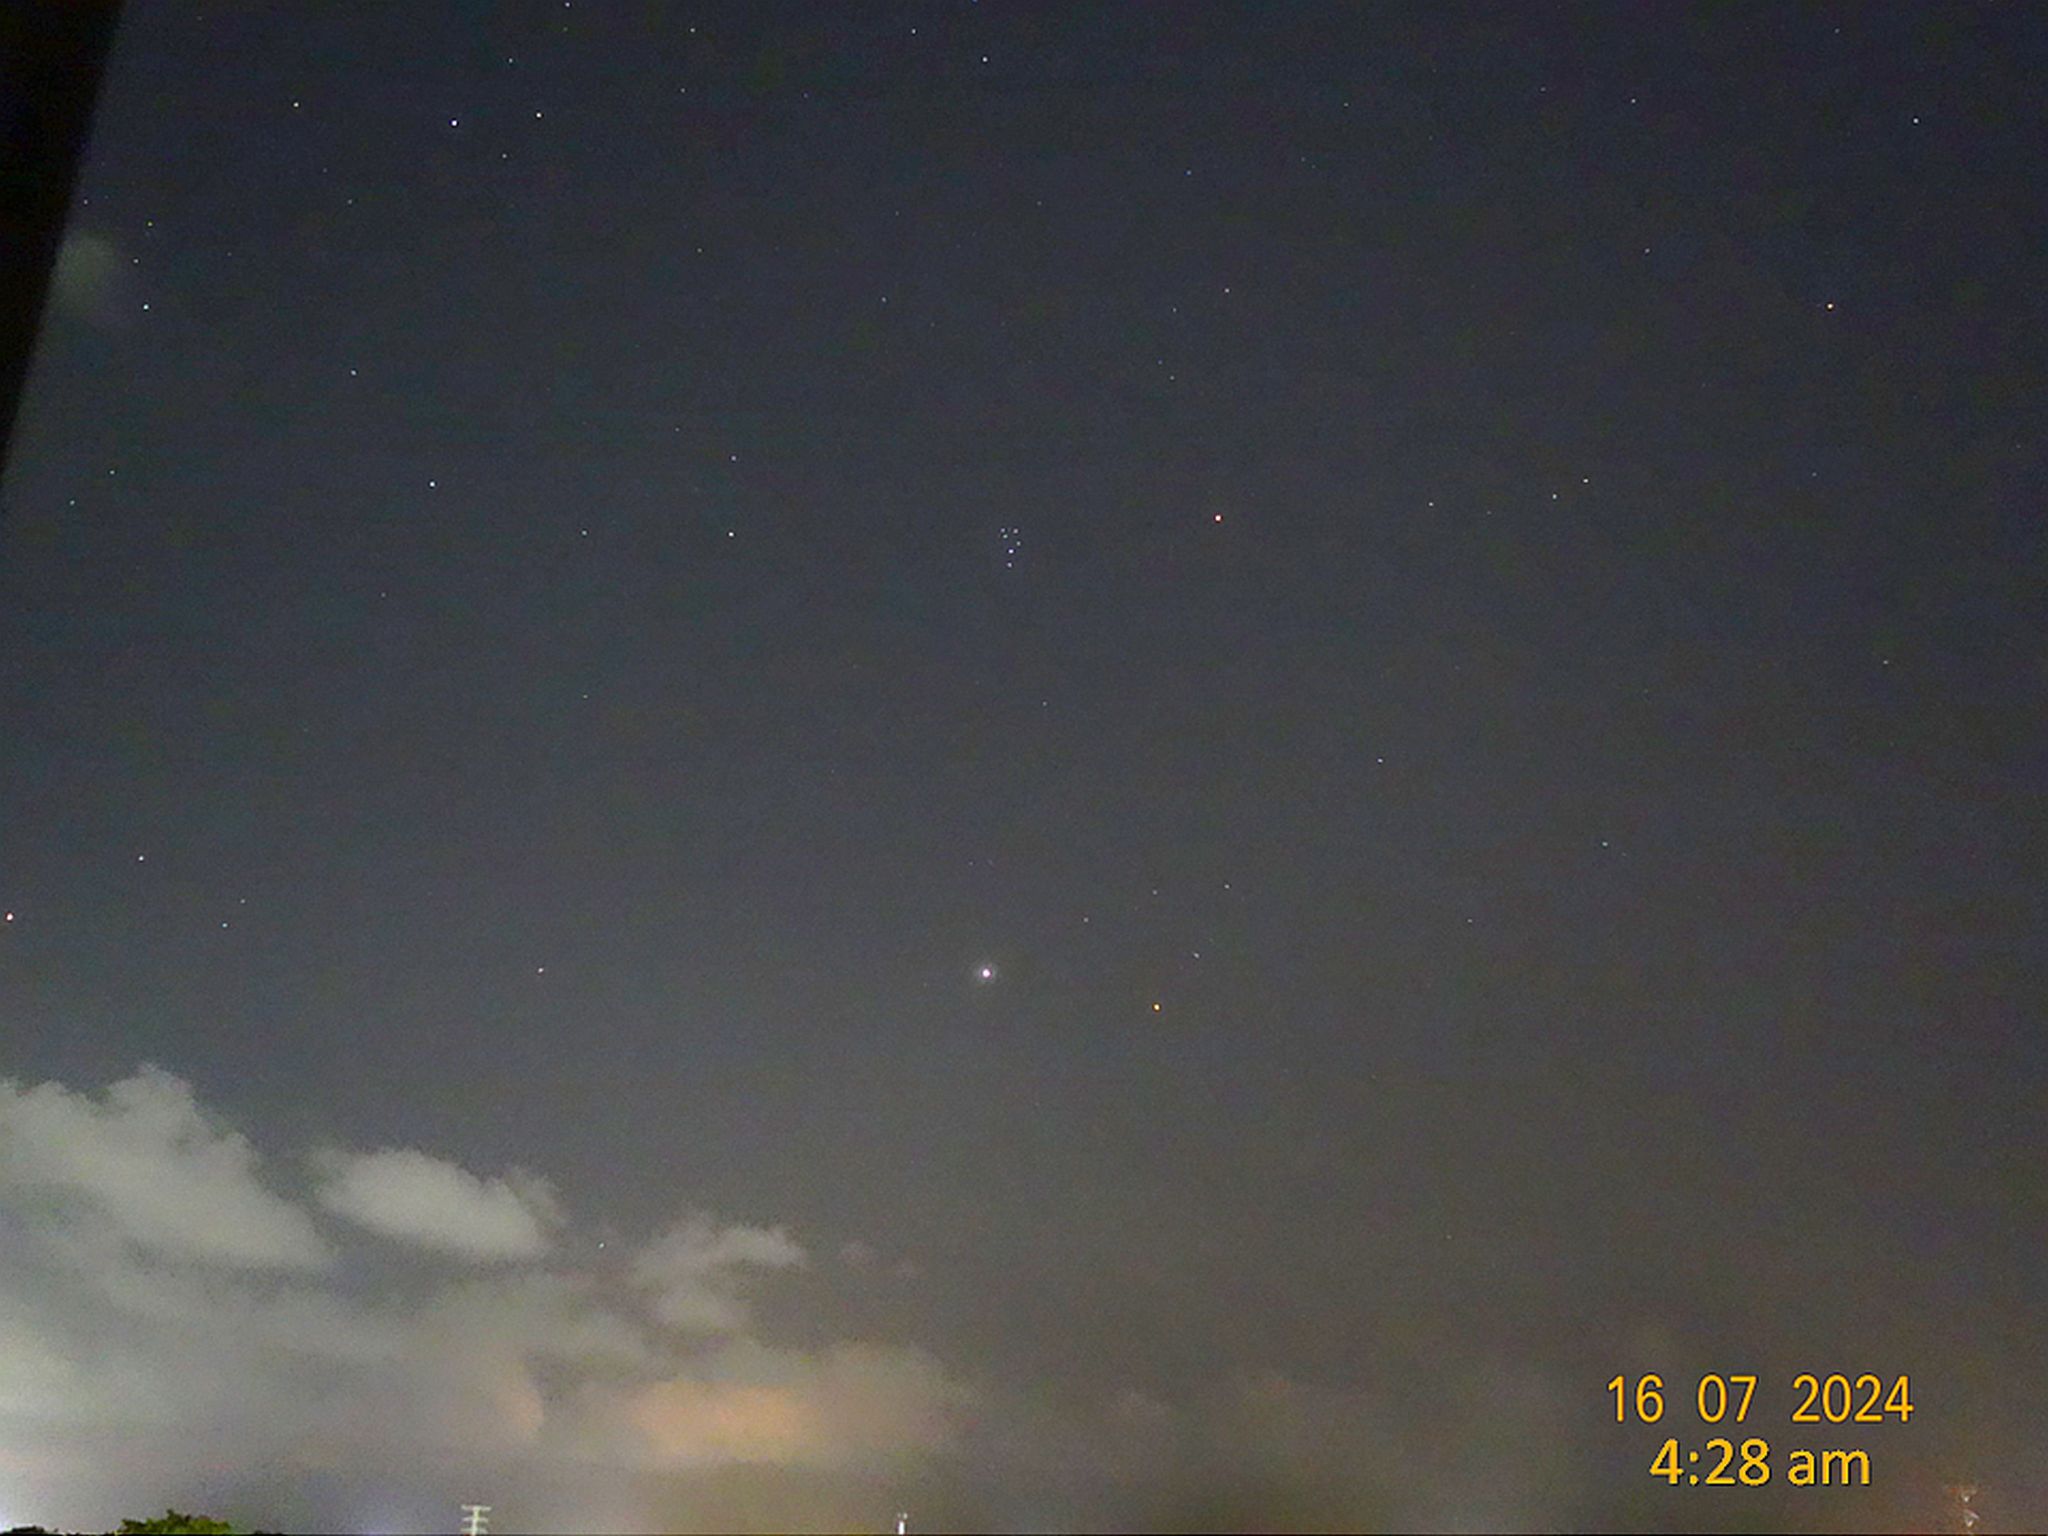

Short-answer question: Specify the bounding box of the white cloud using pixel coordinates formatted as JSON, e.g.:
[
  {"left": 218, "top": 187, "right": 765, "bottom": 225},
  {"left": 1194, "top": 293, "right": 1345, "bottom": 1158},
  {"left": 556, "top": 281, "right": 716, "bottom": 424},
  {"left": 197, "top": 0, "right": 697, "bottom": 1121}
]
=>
[
  {"left": 0, "top": 1065, "right": 973, "bottom": 1530},
  {"left": 315, "top": 1147, "right": 561, "bottom": 1259},
  {"left": 0, "top": 1066, "right": 1573, "bottom": 1531},
  {"left": 630, "top": 1215, "right": 805, "bottom": 1335},
  {"left": 0, "top": 1067, "right": 329, "bottom": 1270}
]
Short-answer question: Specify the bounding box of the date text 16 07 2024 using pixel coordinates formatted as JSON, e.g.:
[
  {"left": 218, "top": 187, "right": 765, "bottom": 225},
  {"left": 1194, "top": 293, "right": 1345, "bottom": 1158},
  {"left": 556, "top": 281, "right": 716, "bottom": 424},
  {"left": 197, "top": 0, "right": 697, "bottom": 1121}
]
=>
[{"left": 1607, "top": 1373, "right": 1913, "bottom": 1425}]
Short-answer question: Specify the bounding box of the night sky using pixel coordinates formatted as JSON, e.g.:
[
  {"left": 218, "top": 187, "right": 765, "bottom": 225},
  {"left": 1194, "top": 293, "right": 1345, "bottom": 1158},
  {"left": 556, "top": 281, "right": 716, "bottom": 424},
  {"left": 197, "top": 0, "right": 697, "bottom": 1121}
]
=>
[{"left": 2, "top": 4, "right": 2044, "bottom": 1532}]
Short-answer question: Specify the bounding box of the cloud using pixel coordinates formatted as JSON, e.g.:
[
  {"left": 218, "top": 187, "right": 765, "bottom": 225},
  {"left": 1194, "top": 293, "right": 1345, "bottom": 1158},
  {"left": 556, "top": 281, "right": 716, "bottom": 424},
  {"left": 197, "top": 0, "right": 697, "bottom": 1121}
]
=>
[
  {"left": 50, "top": 230, "right": 136, "bottom": 330},
  {"left": 315, "top": 1147, "right": 561, "bottom": 1260},
  {"left": 0, "top": 1071, "right": 1586, "bottom": 1533},
  {"left": 630, "top": 1215, "right": 805, "bottom": 1334},
  {"left": 0, "top": 1066, "right": 972, "bottom": 1533},
  {"left": 0, "top": 1067, "right": 329, "bottom": 1270},
  {"left": 620, "top": 1340, "right": 968, "bottom": 1470}
]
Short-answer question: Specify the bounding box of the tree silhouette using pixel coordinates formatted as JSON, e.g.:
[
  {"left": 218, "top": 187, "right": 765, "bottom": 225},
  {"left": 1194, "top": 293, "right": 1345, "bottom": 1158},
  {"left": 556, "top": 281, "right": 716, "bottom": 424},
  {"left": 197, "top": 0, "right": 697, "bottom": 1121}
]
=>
[{"left": 114, "top": 1513, "right": 238, "bottom": 1535}]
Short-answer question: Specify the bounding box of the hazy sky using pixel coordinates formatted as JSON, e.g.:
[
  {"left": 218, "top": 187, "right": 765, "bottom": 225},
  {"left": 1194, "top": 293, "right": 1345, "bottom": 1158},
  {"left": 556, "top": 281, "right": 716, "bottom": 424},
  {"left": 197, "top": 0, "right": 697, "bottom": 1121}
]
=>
[{"left": 1, "top": 5, "right": 2043, "bottom": 1532}]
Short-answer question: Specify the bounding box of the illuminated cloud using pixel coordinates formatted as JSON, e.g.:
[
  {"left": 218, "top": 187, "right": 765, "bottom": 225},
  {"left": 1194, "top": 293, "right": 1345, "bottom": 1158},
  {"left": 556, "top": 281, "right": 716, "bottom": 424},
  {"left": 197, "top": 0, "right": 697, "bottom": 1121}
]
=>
[
  {"left": 315, "top": 1147, "right": 562, "bottom": 1260},
  {"left": 0, "top": 1068, "right": 1581, "bottom": 1532},
  {"left": 630, "top": 1214, "right": 806, "bottom": 1334},
  {"left": 621, "top": 1340, "right": 968, "bottom": 1470},
  {"left": 0, "top": 1066, "right": 974, "bottom": 1531},
  {"left": 0, "top": 1066, "right": 329, "bottom": 1270}
]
